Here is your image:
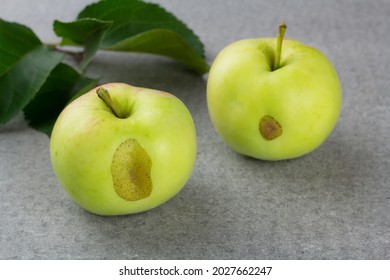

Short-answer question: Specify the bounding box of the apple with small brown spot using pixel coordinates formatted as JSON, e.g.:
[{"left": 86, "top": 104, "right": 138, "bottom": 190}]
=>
[{"left": 207, "top": 23, "right": 342, "bottom": 160}]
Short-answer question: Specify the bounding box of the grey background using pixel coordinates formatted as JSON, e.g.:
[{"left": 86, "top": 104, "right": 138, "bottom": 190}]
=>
[{"left": 1, "top": 0, "right": 389, "bottom": 259}]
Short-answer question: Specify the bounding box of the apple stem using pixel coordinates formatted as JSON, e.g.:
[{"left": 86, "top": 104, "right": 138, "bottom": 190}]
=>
[
  {"left": 96, "top": 87, "right": 125, "bottom": 118},
  {"left": 273, "top": 22, "right": 287, "bottom": 71}
]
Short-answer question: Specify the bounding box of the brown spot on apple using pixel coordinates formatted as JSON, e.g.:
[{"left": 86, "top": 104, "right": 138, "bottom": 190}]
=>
[
  {"left": 259, "top": 115, "right": 282, "bottom": 140},
  {"left": 111, "top": 139, "right": 152, "bottom": 201}
]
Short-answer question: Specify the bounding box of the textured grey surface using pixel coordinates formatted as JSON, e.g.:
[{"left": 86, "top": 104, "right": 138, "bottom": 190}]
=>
[{"left": 1, "top": 0, "right": 390, "bottom": 259}]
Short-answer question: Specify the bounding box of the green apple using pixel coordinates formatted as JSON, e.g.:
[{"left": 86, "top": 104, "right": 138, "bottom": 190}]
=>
[
  {"left": 207, "top": 23, "right": 342, "bottom": 160},
  {"left": 50, "top": 83, "right": 196, "bottom": 215}
]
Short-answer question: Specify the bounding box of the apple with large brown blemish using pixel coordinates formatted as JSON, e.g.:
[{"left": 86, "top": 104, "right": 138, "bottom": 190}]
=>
[
  {"left": 50, "top": 83, "right": 196, "bottom": 215},
  {"left": 207, "top": 23, "right": 342, "bottom": 160}
]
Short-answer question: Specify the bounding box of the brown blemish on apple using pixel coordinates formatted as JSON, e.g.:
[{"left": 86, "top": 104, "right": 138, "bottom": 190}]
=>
[
  {"left": 111, "top": 139, "right": 152, "bottom": 201},
  {"left": 259, "top": 115, "right": 282, "bottom": 140}
]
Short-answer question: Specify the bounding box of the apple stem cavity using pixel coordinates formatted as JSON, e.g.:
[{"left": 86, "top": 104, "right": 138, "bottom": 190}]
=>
[
  {"left": 96, "top": 87, "right": 126, "bottom": 119},
  {"left": 273, "top": 22, "right": 287, "bottom": 71}
]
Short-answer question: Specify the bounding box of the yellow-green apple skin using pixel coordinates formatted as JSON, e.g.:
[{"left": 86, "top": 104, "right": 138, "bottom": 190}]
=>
[
  {"left": 50, "top": 83, "right": 197, "bottom": 215},
  {"left": 207, "top": 38, "right": 342, "bottom": 160}
]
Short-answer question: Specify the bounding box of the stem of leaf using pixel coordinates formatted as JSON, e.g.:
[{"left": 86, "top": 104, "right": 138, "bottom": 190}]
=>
[{"left": 46, "top": 43, "right": 84, "bottom": 65}]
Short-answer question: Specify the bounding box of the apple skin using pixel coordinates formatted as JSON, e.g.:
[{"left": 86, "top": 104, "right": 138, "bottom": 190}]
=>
[
  {"left": 207, "top": 38, "right": 342, "bottom": 160},
  {"left": 50, "top": 83, "right": 196, "bottom": 215}
]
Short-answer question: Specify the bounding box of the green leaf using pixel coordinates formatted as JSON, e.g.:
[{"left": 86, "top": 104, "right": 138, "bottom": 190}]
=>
[
  {"left": 0, "top": 45, "right": 63, "bottom": 124},
  {"left": 56, "top": 0, "right": 209, "bottom": 74},
  {"left": 106, "top": 28, "right": 210, "bottom": 74},
  {"left": 53, "top": 18, "right": 112, "bottom": 71},
  {"left": 79, "top": 0, "right": 205, "bottom": 56},
  {"left": 24, "top": 63, "right": 98, "bottom": 136},
  {"left": 0, "top": 18, "right": 41, "bottom": 77}
]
